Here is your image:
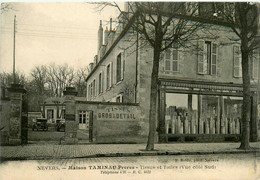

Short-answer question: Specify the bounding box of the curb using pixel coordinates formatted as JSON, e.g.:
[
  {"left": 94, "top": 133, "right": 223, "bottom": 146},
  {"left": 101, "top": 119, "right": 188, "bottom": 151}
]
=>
[{"left": 0, "top": 150, "right": 258, "bottom": 162}]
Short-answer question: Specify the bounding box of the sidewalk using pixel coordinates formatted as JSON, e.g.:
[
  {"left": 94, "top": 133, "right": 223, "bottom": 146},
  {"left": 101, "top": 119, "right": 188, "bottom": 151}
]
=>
[{"left": 0, "top": 142, "right": 259, "bottom": 161}]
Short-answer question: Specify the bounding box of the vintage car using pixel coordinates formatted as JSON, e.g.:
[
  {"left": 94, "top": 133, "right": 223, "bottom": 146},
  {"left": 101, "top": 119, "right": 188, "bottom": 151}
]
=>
[
  {"left": 56, "top": 119, "right": 65, "bottom": 132},
  {"left": 32, "top": 118, "right": 48, "bottom": 131}
]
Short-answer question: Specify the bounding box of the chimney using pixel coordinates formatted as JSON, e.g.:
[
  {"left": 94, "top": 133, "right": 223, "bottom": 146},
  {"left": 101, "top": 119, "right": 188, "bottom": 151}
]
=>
[
  {"left": 104, "top": 27, "right": 109, "bottom": 45},
  {"left": 89, "top": 63, "right": 94, "bottom": 71},
  {"left": 94, "top": 55, "right": 98, "bottom": 65},
  {"left": 109, "top": 18, "right": 112, "bottom": 31},
  {"left": 97, "top": 20, "right": 103, "bottom": 52}
]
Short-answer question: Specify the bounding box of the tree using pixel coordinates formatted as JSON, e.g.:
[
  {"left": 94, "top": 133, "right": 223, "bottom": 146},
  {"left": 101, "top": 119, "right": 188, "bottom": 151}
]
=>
[
  {"left": 46, "top": 63, "right": 75, "bottom": 97},
  {"left": 216, "top": 2, "right": 259, "bottom": 150},
  {"left": 74, "top": 67, "right": 88, "bottom": 97},
  {"left": 93, "top": 2, "right": 203, "bottom": 150},
  {"left": 30, "top": 65, "right": 48, "bottom": 95},
  {"left": 0, "top": 71, "right": 26, "bottom": 87}
]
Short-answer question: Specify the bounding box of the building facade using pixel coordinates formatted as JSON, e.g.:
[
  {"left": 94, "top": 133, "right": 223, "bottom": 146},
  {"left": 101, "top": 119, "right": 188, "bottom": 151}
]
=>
[
  {"left": 40, "top": 97, "right": 66, "bottom": 124},
  {"left": 85, "top": 2, "right": 259, "bottom": 142}
]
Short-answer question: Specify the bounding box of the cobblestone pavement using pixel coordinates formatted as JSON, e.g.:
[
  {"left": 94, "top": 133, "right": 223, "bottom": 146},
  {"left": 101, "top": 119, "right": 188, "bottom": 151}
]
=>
[{"left": 0, "top": 142, "right": 259, "bottom": 161}]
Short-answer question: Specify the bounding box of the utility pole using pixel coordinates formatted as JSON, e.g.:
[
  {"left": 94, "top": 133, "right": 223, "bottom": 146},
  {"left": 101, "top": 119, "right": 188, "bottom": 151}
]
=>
[{"left": 13, "top": 15, "right": 16, "bottom": 84}]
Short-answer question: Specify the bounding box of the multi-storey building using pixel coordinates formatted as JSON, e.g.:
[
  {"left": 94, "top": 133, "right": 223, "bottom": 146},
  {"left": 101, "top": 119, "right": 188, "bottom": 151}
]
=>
[{"left": 85, "top": 2, "right": 259, "bottom": 142}]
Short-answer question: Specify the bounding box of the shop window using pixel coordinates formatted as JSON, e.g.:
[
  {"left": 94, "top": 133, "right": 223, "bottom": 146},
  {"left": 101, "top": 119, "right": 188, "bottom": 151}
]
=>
[
  {"left": 165, "top": 93, "right": 242, "bottom": 135},
  {"left": 165, "top": 94, "right": 198, "bottom": 134}
]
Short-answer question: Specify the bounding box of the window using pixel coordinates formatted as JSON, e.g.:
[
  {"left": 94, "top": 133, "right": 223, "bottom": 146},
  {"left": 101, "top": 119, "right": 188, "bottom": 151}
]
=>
[
  {"left": 116, "top": 53, "right": 125, "bottom": 82},
  {"left": 233, "top": 46, "right": 242, "bottom": 77},
  {"left": 90, "top": 82, "right": 93, "bottom": 99},
  {"left": 116, "top": 94, "right": 123, "bottom": 103},
  {"left": 116, "top": 96, "right": 121, "bottom": 102},
  {"left": 106, "top": 64, "right": 110, "bottom": 89},
  {"left": 88, "top": 84, "right": 91, "bottom": 100},
  {"left": 211, "top": 43, "right": 217, "bottom": 75},
  {"left": 198, "top": 41, "right": 217, "bottom": 75},
  {"left": 93, "top": 79, "right": 96, "bottom": 97},
  {"left": 98, "top": 72, "right": 103, "bottom": 94},
  {"left": 47, "top": 109, "right": 54, "bottom": 120},
  {"left": 61, "top": 109, "right": 65, "bottom": 119},
  {"left": 164, "top": 47, "right": 179, "bottom": 72},
  {"left": 106, "top": 62, "right": 113, "bottom": 89},
  {"left": 117, "top": 53, "right": 122, "bottom": 82},
  {"left": 79, "top": 111, "right": 86, "bottom": 124}
]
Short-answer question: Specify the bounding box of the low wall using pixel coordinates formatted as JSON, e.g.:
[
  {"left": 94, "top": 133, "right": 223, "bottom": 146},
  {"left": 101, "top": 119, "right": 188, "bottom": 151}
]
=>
[
  {"left": 75, "top": 101, "right": 147, "bottom": 143},
  {"left": 0, "top": 99, "right": 11, "bottom": 145}
]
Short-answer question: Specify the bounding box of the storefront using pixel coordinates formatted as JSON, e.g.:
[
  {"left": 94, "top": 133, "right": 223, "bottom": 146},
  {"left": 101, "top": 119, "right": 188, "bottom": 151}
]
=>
[{"left": 158, "top": 79, "right": 258, "bottom": 142}]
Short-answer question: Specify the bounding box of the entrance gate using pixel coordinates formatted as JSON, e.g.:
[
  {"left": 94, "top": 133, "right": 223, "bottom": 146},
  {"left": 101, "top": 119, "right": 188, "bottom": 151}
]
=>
[
  {"left": 21, "top": 96, "right": 28, "bottom": 144},
  {"left": 78, "top": 110, "right": 93, "bottom": 142}
]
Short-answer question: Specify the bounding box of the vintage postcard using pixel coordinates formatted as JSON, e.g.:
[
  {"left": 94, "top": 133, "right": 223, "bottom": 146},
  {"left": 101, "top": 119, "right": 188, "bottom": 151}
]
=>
[{"left": 0, "top": 1, "right": 259, "bottom": 180}]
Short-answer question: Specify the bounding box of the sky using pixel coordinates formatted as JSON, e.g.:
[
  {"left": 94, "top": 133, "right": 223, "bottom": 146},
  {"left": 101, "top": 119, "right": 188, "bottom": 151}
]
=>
[{"left": 0, "top": 2, "right": 124, "bottom": 75}]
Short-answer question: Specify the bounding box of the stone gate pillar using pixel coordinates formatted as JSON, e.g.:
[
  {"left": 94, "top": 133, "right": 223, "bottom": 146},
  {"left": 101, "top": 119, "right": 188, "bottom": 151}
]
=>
[
  {"left": 7, "top": 84, "right": 26, "bottom": 145},
  {"left": 63, "top": 87, "right": 78, "bottom": 144}
]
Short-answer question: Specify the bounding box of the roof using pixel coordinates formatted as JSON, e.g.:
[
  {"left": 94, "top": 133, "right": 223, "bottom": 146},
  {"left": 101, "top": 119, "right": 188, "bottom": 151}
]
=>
[{"left": 43, "top": 97, "right": 65, "bottom": 104}]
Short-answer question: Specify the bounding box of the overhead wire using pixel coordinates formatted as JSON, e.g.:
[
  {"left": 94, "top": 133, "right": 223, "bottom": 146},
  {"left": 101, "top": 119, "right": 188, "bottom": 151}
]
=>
[
  {"left": 1, "top": 22, "right": 99, "bottom": 40},
  {"left": 2, "top": 22, "right": 97, "bottom": 30}
]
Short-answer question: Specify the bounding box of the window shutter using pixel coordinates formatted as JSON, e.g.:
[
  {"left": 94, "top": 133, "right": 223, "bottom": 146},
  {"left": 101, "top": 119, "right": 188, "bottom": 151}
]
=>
[
  {"left": 165, "top": 49, "right": 171, "bottom": 71},
  {"left": 233, "top": 46, "right": 241, "bottom": 77},
  {"left": 211, "top": 43, "right": 217, "bottom": 75},
  {"left": 250, "top": 52, "right": 258, "bottom": 79},
  {"left": 197, "top": 40, "right": 205, "bottom": 74},
  {"left": 172, "top": 47, "right": 179, "bottom": 72}
]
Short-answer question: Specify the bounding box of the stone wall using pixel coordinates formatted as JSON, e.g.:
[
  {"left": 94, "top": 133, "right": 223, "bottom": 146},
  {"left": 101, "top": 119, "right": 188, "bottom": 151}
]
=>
[
  {"left": 0, "top": 84, "right": 26, "bottom": 145},
  {"left": 75, "top": 101, "right": 146, "bottom": 143},
  {"left": 0, "top": 98, "right": 11, "bottom": 145}
]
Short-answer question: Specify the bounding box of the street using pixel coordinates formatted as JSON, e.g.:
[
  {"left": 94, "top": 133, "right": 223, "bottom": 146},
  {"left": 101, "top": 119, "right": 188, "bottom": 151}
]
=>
[
  {"left": 28, "top": 129, "right": 89, "bottom": 143},
  {"left": 1, "top": 153, "right": 259, "bottom": 180}
]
